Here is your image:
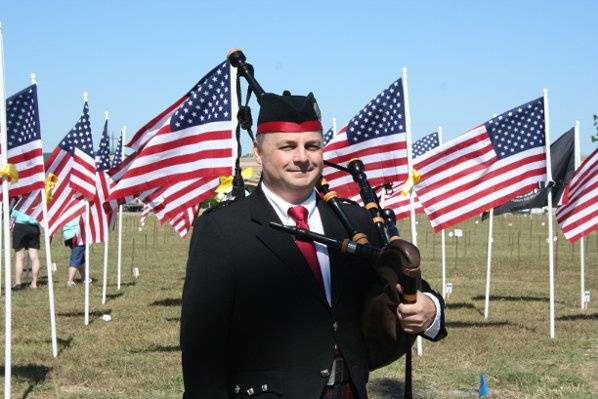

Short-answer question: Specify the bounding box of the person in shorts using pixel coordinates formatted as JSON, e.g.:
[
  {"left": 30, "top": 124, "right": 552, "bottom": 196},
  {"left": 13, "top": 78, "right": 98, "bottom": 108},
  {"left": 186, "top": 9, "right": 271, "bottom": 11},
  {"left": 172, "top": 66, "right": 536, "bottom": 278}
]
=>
[
  {"left": 63, "top": 217, "right": 86, "bottom": 287},
  {"left": 11, "top": 209, "right": 41, "bottom": 290}
]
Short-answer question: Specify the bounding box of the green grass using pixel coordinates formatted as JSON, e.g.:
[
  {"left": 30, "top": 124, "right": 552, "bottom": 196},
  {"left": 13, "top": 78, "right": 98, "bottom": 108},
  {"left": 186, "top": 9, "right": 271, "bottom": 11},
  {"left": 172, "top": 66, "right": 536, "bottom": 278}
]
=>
[{"left": 1, "top": 212, "right": 597, "bottom": 398}]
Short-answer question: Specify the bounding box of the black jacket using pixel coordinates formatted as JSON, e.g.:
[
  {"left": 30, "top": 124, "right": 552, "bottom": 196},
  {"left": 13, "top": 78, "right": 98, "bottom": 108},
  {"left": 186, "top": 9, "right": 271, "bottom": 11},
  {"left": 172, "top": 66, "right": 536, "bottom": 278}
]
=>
[{"left": 181, "top": 186, "right": 445, "bottom": 399}]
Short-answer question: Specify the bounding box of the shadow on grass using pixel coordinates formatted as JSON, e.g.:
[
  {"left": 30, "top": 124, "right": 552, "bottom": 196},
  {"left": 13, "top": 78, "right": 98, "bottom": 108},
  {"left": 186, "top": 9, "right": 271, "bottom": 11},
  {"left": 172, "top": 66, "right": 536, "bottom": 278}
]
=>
[
  {"left": 446, "top": 302, "right": 483, "bottom": 316},
  {"left": 446, "top": 320, "right": 510, "bottom": 328},
  {"left": 129, "top": 345, "right": 180, "bottom": 354},
  {"left": 105, "top": 292, "right": 124, "bottom": 301},
  {"left": 556, "top": 313, "right": 598, "bottom": 321},
  {"left": 150, "top": 298, "right": 182, "bottom": 307},
  {"left": 471, "top": 294, "right": 549, "bottom": 302},
  {"left": 108, "top": 282, "right": 136, "bottom": 288},
  {"left": 0, "top": 363, "right": 51, "bottom": 399},
  {"left": 367, "top": 377, "right": 421, "bottom": 398},
  {"left": 57, "top": 336, "right": 74, "bottom": 356},
  {"left": 57, "top": 309, "right": 111, "bottom": 318},
  {"left": 20, "top": 337, "right": 73, "bottom": 356},
  {"left": 165, "top": 317, "right": 180, "bottom": 322}
]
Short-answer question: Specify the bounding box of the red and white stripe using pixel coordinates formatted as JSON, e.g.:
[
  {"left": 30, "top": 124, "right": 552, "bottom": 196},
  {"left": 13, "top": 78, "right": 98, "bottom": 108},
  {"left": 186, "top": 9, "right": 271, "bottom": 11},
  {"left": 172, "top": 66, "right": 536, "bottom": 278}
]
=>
[
  {"left": 556, "top": 146, "right": 598, "bottom": 242},
  {"left": 126, "top": 95, "right": 186, "bottom": 152},
  {"left": 43, "top": 147, "right": 86, "bottom": 236},
  {"left": 414, "top": 125, "right": 546, "bottom": 232},
  {"left": 0, "top": 139, "right": 45, "bottom": 200},
  {"left": 78, "top": 170, "right": 112, "bottom": 244},
  {"left": 380, "top": 188, "right": 424, "bottom": 221},
  {"left": 169, "top": 204, "right": 199, "bottom": 237},
  {"left": 70, "top": 147, "right": 96, "bottom": 201},
  {"left": 109, "top": 123, "right": 234, "bottom": 200},
  {"left": 12, "top": 190, "right": 43, "bottom": 222},
  {"left": 323, "top": 127, "right": 408, "bottom": 198},
  {"left": 144, "top": 177, "right": 219, "bottom": 223}
]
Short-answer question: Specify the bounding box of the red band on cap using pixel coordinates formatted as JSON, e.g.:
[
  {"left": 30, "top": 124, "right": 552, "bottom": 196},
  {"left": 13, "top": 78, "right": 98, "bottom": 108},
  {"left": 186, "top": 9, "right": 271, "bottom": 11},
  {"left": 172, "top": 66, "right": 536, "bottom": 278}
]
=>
[{"left": 257, "top": 120, "right": 322, "bottom": 134}]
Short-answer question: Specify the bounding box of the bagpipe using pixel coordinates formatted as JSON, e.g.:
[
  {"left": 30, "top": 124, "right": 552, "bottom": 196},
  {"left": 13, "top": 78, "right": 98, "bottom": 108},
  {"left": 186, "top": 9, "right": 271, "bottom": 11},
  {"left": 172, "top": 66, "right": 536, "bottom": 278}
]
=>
[{"left": 228, "top": 49, "right": 421, "bottom": 399}]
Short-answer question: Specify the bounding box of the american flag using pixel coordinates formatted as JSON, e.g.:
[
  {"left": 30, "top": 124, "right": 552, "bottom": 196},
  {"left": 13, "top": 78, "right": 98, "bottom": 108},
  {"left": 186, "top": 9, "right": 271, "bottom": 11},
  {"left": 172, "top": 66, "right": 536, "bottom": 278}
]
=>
[
  {"left": 323, "top": 78, "right": 408, "bottom": 198},
  {"left": 79, "top": 118, "right": 113, "bottom": 244},
  {"left": 169, "top": 204, "right": 200, "bottom": 237},
  {"left": 556, "top": 146, "right": 598, "bottom": 242},
  {"left": 112, "top": 131, "right": 123, "bottom": 168},
  {"left": 141, "top": 176, "right": 219, "bottom": 224},
  {"left": 43, "top": 102, "right": 95, "bottom": 236},
  {"left": 108, "top": 61, "right": 237, "bottom": 202},
  {"left": 322, "top": 127, "right": 334, "bottom": 146},
  {"left": 414, "top": 98, "right": 547, "bottom": 232},
  {"left": 1, "top": 84, "right": 45, "bottom": 199},
  {"left": 11, "top": 191, "right": 43, "bottom": 222},
  {"left": 381, "top": 131, "right": 439, "bottom": 220}
]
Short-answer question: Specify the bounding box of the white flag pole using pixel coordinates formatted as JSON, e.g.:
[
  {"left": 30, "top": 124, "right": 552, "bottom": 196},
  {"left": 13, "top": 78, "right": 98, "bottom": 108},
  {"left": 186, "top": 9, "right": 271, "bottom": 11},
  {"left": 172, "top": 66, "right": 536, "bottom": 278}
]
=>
[
  {"left": 332, "top": 117, "right": 337, "bottom": 135},
  {"left": 82, "top": 92, "right": 91, "bottom": 326},
  {"left": 0, "top": 21, "right": 14, "bottom": 399},
  {"left": 484, "top": 208, "right": 494, "bottom": 319},
  {"left": 116, "top": 126, "right": 126, "bottom": 290},
  {"left": 84, "top": 200, "right": 91, "bottom": 325},
  {"left": 401, "top": 67, "right": 423, "bottom": 356},
  {"left": 543, "top": 89, "right": 555, "bottom": 338},
  {"left": 33, "top": 73, "right": 58, "bottom": 357},
  {"left": 484, "top": 113, "right": 498, "bottom": 320},
  {"left": 101, "top": 111, "right": 110, "bottom": 305},
  {"left": 573, "top": 120, "right": 586, "bottom": 310},
  {"left": 438, "top": 127, "right": 447, "bottom": 299}
]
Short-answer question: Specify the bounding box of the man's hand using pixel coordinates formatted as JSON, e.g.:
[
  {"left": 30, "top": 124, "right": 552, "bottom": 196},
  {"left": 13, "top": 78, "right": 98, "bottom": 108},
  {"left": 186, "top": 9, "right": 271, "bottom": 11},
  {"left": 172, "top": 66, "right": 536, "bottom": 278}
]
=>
[{"left": 396, "top": 285, "right": 437, "bottom": 334}]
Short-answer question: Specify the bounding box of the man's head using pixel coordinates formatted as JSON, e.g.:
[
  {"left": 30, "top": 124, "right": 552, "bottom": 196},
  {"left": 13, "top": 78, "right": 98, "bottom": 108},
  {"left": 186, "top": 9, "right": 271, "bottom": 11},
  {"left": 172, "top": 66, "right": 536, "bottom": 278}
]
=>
[{"left": 253, "top": 91, "right": 323, "bottom": 204}]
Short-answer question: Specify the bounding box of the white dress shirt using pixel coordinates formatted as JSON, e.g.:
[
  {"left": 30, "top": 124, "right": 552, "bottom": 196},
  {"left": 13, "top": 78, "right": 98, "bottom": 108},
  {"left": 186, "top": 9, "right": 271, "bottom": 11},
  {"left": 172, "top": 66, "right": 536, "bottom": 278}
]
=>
[{"left": 260, "top": 183, "right": 441, "bottom": 339}]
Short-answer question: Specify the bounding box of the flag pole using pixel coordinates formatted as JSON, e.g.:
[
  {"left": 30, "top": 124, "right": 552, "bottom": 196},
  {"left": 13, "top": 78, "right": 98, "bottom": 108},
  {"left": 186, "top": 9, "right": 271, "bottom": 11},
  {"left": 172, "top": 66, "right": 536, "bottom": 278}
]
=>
[
  {"left": 484, "top": 113, "right": 498, "bottom": 320},
  {"left": 83, "top": 92, "right": 91, "bottom": 326},
  {"left": 543, "top": 89, "right": 555, "bottom": 338},
  {"left": 574, "top": 120, "right": 585, "bottom": 310},
  {"left": 484, "top": 208, "right": 494, "bottom": 319},
  {"left": 332, "top": 117, "right": 337, "bottom": 135},
  {"left": 0, "top": 21, "right": 14, "bottom": 399},
  {"left": 33, "top": 72, "right": 58, "bottom": 357},
  {"left": 438, "top": 126, "right": 447, "bottom": 299},
  {"left": 116, "top": 126, "right": 126, "bottom": 290},
  {"left": 401, "top": 67, "right": 423, "bottom": 357},
  {"left": 101, "top": 111, "right": 110, "bottom": 305}
]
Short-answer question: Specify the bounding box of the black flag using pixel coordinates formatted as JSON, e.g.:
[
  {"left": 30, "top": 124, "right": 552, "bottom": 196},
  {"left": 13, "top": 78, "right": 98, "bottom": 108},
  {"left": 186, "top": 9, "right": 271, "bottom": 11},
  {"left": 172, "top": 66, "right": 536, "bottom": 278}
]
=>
[{"left": 482, "top": 128, "right": 575, "bottom": 219}]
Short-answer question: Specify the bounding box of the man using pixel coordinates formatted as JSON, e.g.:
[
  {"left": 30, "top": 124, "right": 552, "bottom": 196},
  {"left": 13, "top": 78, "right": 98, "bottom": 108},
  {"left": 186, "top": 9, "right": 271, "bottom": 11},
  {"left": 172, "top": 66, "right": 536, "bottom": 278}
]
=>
[
  {"left": 11, "top": 208, "right": 41, "bottom": 290},
  {"left": 181, "top": 91, "right": 446, "bottom": 398}
]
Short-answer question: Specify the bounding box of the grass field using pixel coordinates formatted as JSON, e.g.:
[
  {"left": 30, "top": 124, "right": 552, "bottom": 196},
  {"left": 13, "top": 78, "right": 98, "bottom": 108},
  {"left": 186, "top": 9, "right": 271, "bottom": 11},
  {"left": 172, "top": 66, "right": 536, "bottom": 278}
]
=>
[{"left": 1, "top": 212, "right": 596, "bottom": 398}]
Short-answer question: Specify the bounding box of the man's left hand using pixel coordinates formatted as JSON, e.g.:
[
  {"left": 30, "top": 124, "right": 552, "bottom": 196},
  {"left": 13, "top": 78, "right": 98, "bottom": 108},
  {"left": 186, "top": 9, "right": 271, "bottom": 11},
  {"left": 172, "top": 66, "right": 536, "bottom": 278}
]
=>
[{"left": 395, "top": 285, "right": 437, "bottom": 334}]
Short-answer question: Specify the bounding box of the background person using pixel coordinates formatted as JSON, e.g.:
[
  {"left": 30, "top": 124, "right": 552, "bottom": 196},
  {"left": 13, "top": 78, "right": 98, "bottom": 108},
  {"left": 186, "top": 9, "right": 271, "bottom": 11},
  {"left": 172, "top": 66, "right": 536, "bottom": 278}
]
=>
[
  {"left": 11, "top": 208, "right": 41, "bottom": 290},
  {"left": 63, "top": 217, "right": 86, "bottom": 287}
]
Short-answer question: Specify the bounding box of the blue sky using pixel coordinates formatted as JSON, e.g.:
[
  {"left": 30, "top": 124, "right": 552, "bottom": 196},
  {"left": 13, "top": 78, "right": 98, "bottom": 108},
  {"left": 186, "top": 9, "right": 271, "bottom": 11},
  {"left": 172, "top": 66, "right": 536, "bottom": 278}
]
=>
[{"left": 2, "top": 1, "right": 597, "bottom": 156}]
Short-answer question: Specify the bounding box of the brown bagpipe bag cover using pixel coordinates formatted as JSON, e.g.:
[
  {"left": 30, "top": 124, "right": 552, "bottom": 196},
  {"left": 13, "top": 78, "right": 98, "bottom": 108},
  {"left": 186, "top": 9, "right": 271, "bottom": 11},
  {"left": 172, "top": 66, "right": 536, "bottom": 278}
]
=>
[{"left": 361, "top": 239, "right": 421, "bottom": 370}]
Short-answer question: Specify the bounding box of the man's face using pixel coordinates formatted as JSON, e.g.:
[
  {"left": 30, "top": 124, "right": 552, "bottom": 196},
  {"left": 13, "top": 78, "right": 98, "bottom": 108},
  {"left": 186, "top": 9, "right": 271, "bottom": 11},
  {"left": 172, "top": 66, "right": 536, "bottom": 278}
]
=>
[{"left": 254, "top": 131, "right": 323, "bottom": 203}]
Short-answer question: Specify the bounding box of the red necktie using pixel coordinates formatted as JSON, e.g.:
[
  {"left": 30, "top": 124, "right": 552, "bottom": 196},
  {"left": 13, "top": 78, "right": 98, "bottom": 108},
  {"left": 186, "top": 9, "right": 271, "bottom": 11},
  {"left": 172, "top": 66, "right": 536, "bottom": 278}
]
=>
[{"left": 288, "top": 205, "right": 324, "bottom": 290}]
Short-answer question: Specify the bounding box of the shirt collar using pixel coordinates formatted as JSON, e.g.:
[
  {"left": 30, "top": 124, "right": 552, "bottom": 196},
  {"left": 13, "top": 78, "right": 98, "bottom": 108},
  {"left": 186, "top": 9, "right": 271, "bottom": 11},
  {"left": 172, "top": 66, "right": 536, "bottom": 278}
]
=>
[{"left": 261, "top": 183, "right": 318, "bottom": 223}]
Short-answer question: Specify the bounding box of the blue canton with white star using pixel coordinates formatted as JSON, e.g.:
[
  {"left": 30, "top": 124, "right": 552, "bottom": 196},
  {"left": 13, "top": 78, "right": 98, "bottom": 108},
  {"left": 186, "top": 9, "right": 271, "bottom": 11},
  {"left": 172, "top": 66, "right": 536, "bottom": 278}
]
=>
[
  {"left": 112, "top": 134, "right": 123, "bottom": 168},
  {"left": 346, "top": 78, "right": 405, "bottom": 144},
  {"left": 61, "top": 102, "right": 94, "bottom": 157},
  {"left": 6, "top": 84, "right": 41, "bottom": 150},
  {"left": 170, "top": 62, "right": 231, "bottom": 132},
  {"left": 96, "top": 119, "right": 111, "bottom": 171},
  {"left": 413, "top": 131, "right": 439, "bottom": 158},
  {"left": 323, "top": 127, "right": 334, "bottom": 145},
  {"left": 485, "top": 97, "right": 545, "bottom": 160}
]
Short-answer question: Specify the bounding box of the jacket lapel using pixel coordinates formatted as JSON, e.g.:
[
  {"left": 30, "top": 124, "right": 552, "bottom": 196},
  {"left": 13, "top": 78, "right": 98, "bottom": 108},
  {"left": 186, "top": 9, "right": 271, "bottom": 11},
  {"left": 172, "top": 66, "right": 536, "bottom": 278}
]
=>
[
  {"left": 250, "top": 186, "right": 329, "bottom": 308},
  {"left": 317, "top": 197, "right": 349, "bottom": 311}
]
